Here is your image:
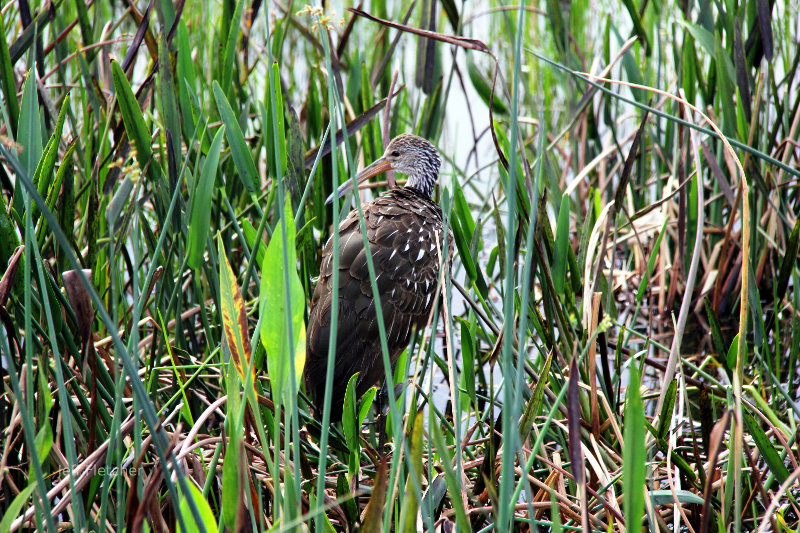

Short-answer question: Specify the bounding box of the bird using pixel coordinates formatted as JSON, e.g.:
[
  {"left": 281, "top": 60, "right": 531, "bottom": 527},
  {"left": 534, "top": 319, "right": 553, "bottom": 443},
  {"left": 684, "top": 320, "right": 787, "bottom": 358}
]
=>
[{"left": 304, "top": 134, "right": 453, "bottom": 422}]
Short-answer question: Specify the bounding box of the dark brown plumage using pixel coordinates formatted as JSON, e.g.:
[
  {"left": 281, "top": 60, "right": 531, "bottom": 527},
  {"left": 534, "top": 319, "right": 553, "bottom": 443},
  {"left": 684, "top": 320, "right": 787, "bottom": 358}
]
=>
[{"left": 304, "top": 134, "right": 452, "bottom": 421}]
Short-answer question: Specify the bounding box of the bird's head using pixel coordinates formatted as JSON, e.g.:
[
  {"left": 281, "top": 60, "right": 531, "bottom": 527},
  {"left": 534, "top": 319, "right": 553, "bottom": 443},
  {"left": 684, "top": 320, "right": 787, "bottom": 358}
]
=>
[{"left": 326, "top": 134, "right": 442, "bottom": 204}]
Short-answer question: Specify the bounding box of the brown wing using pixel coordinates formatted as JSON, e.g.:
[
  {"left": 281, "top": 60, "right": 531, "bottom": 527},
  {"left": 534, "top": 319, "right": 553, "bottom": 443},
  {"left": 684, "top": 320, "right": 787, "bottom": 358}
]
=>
[{"left": 304, "top": 188, "right": 450, "bottom": 420}]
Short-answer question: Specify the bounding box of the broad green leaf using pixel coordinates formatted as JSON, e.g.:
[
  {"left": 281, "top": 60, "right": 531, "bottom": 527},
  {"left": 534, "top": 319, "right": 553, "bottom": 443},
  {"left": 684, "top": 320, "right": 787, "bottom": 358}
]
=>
[
  {"left": 449, "top": 212, "right": 477, "bottom": 281},
  {"left": 681, "top": 35, "right": 697, "bottom": 104},
  {"left": 342, "top": 372, "right": 360, "bottom": 451},
  {"left": 680, "top": 22, "right": 717, "bottom": 62},
  {"left": 401, "top": 410, "right": 425, "bottom": 532},
  {"left": 552, "top": 194, "right": 570, "bottom": 296},
  {"left": 727, "top": 333, "right": 740, "bottom": 372},
  {"left": 358, "top": 387, "right": 377, "bottom": 427},
  {"left": 294, "top": 322, "right": 307, "bottom": 399},
  {"left": 222, "top": 360, "right": 243, "bottom": 530},
  {"left": 218, "top": 235, "right": 255, "bottom": 395},
  {"left": 453, "top": 182, "right": 476, "bottom": 241},
  {"left": 345, "top": 52, "right": 361, "bottom": 105},
  {"left": 0, "top": 483, "right": 36, "bottom": 533},
  {"left": 457, "top": 318, "right": 476, "bottom": 411},
  {"left": 30, "top": 422, "right": 53, "bottom": 479},
  {"left": 187, "top": 127, "right": 224, "bottom": 269},
  {"left": 650, "top": 489, "right": 704, "bottom": 506},
  {"left": 440, "top": 0, "right": 459, "bottom": 29},
  {"left": 623, "top": 364, "right": 646, "bottom": 532},
  {"left": 417, "top": 79, "right": 444, "bottom": 141},
  {"left": 176, "top": 21, "right": 197, "bottom": 140},
  {"left": 342, "top": 372, "right": 361, "bottom": 478},
  {"left": 221, "top": 433, "right": 243, "bottom": 531},
  {"left": 177, "top": 481, "right": 217, "bottom": 533},
  {"left": 337, "top": 474, "right": 359, "bottom": 524},
  {"left": 714, "top": 39, "right": 738, "bottom": 136},
  {"left": 260, "top": 198, "right": 305, "bottom": 404},
  {"left": 33, "top": 366, "right": 55, "bottom": 470}
]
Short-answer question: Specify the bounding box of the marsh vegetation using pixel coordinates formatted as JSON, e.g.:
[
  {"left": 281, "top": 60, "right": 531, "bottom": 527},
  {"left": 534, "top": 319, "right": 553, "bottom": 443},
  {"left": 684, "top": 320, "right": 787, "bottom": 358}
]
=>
[{"left": 1, "top": 0, "right": 800, "bottom": 531}]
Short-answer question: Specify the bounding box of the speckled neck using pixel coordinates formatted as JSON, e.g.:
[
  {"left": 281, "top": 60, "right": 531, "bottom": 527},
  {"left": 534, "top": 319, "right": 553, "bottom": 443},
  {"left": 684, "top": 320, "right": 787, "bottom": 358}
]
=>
[{"left": 404, "top": 153, "right": 441, "bottom": 200}]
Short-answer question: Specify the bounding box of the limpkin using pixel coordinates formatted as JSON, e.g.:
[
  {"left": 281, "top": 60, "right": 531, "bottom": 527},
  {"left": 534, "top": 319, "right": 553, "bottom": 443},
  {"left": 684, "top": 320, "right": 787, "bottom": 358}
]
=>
[{"left": 304, "top": 134, "right": 452, "bottom": 421}]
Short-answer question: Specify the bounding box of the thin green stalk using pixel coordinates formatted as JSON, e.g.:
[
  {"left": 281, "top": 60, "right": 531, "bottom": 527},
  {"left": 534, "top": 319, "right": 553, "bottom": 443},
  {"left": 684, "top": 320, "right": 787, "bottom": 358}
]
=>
[
  {"left": 498, "top": 3, "right": 526, "bottom": 530},
  {"left": 311, "top": 22, "right": 343, "bottom": 531}
]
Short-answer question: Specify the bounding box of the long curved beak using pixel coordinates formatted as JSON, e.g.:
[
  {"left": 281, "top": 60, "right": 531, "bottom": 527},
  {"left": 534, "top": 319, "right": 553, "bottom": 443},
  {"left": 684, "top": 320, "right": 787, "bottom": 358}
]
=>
[{"left": 325, "top": 157, "right": 393, "bottom": 205}]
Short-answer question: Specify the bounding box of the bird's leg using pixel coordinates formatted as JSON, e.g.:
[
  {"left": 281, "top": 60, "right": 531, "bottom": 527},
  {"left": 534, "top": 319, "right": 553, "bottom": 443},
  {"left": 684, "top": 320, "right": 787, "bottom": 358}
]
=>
[{"left": 376, "top": 380, "right": 389, "bottom": 454}]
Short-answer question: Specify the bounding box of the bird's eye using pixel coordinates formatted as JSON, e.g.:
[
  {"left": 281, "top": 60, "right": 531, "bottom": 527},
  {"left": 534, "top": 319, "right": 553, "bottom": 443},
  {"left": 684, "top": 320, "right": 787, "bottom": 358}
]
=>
[{"left": 391, "top": 151, "right": 400, "bottom": 157}]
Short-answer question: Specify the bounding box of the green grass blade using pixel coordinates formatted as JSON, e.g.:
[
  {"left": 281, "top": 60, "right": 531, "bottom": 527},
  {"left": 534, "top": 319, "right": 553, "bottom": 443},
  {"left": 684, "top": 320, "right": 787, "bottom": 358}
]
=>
[
  {"left": 212, "top": 81, "right": 258, "bottom": 194},
  {"left": 158, "top": 29, "right": 182, "bottom": 166},
  {"left": 519, "top": 350, "right": 553, "bottom": 440},
  {"left": 635, "top": 217, "right": 668, "bottom": 304},
  {"left": 619, "top": 0, "right": 651, "bottom": 53},
  {"left": 704, "top": 298, "right": 729, "bottom": 370},
  {"left": 187, "top": 126, "right": 224, "bottom": 269},
  {"left": 775, "top": 216, "right": 800, "bottom": 307},
  {"left": 656, "top": 380, "right": 676, "bottom": 440},
  {"left": 743, "top": 412, "right": 789, "bottom": 485},
  {"left": 31, "top": 92, "right": 70, "bottom": 223},
  {"left": 0, "top": 12, "right": 19, "bottom": 135},
  {"left": 111, "top": 60, "right": 163, "bottom": 186},
  {"left": 264, "top": 62, "right": 287, "bottom": 180},
  {"left": 220, "top": 0, "right": 246, "bottom": 91},
  {"left": 18, "top": 69, "right": 42, "bottom": 178},
  {"left": 430, "top": 420, "right": 470, "bottom": 531}
]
